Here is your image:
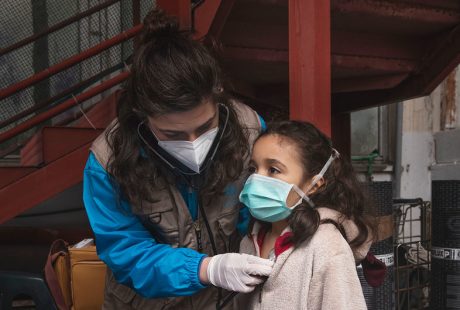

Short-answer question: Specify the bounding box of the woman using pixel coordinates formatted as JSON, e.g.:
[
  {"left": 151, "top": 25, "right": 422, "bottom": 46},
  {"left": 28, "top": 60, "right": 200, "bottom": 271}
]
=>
[
  {"left": 237, "top": 120, "right": 378, "bottom": 309},
  {"left": 83, "top": 8, "right": 272, "bottom": 309}
]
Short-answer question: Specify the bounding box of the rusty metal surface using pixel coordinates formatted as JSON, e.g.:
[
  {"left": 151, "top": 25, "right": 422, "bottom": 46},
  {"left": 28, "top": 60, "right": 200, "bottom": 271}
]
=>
[
  {"left": 289, "top": 0, "right": 331, "bottom": 135},
  {"left": 214, "top": 0, "right": 460, "bottom": 114}
]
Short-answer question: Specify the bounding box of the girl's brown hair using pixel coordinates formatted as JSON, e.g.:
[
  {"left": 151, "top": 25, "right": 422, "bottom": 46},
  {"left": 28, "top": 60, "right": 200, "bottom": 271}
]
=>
[{"left": 255, "top": 121, "right": 377, "bottom": 249}]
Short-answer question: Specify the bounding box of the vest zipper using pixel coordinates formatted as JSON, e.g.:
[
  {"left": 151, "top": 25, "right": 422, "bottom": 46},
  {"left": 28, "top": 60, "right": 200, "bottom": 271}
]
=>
[
  {"left": 217, "top": 221, "right": 228, "bottom": 253},
  {"left": 193, "top": 221, "right": 203, "bottom": 252},
  {"left": 189, "top": 186, "right": 203, "bottom": 252}
]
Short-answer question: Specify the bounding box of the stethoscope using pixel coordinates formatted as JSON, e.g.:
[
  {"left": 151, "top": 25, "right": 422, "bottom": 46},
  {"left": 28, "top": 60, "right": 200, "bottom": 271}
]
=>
[{"left": 137, "top": 103, "right": 239, "bottom": 309}]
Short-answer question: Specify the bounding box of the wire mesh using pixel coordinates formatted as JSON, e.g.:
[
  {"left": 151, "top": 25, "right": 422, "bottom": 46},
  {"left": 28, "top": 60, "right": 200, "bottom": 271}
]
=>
[
  {"left": 0, "top": 0, "right": 154, "bottom": 153},
  {"left": 393, "top": 199, "right": 431, "bottom": 310}
]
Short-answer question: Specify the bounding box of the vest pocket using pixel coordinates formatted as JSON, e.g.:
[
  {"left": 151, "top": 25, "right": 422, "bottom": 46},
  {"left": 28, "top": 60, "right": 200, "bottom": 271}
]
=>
[
  {"left": 105, "top": 269, "right": 136, "bottom": 304},
  {"left": 136, "top": 203, "right": 181, "bottom": 247}
]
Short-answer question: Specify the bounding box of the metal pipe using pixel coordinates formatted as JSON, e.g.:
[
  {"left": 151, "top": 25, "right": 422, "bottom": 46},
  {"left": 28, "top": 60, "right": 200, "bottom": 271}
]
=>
[
  {"left": 0, "top": 71, "right": 130, "bottom": 144},
  {"left": 0, "top": 24, "right": 142, "bottom": 101},
  {"left": 394, "top": 102, "right": 404, "bottom": 198},
  {"left": 0, "top": 0, "right": 121, "bottom": 57}
]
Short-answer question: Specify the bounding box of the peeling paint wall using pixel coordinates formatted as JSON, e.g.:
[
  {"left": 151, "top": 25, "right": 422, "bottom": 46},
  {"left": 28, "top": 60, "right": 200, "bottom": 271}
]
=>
[
  {"left": 440, "top": 68, "right": 458, "bottom": 130},
  {"left": 399, "top": 65, "right": 460, "bottom": 201}
]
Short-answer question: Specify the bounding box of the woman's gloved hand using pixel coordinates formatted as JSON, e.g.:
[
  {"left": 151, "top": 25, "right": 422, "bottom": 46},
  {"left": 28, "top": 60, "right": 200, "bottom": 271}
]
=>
[{"left": 200, "top": 253, "right": 274, "bottom": 293}]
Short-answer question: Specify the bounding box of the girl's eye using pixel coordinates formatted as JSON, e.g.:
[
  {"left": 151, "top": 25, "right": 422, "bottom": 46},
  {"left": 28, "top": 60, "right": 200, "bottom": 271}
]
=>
[
  {"left": 269, "top": 167, "right": 280, "bottom": 174},
  {"left": 247, "top": 166, "right": 256, "bottom": 174}
]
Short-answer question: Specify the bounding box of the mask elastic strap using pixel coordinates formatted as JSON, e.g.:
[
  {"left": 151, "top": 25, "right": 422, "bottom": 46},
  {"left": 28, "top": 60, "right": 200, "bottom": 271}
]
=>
[
  {"left": 289, "top": 185, "right": 314, "bottom": 208},
  {"left": 295, "top": 148, "right": 341, "bottom": 208},
  {"left": 318, "top": 149, "right": 340, "bottom": 178}
]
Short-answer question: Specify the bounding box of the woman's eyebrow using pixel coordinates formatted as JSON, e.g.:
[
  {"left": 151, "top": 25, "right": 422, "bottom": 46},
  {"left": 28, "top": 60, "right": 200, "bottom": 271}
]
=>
[
  {"left": 159, "top": 111, "right": 217, "bottom": 135},
  {"left": 265, "top": 158, "right": 287, "bottom": 169},
  {"left": 196, "top": 113, "right": 217, "bottom": 131}
]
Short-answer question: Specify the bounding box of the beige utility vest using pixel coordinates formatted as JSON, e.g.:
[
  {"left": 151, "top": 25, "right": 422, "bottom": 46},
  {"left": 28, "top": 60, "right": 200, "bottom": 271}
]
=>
[{"left": 90, "top": 101, "right": 261, "bottom": 309}]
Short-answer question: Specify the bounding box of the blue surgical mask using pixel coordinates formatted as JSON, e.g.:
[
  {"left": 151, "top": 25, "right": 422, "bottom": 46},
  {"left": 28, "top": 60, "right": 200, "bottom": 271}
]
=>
[
  {"left": 239, "top": 150, "right": 339, "bottom": 222},
  {"left": 239, "top": 174, "right": 310, "bottom": 222}
]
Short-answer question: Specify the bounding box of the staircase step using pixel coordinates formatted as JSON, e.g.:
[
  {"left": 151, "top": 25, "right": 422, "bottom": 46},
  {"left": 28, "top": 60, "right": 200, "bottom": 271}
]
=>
[
  {"left": 0, "top": 167, "right": 38, "bottom": 188},
  {"left": 21, "top": 127, "right": 102, "bottom": 166},
  {"left": 42, "top": 127, "right": 103, "bottom": 163},
  {"left": 20, "top": 132, "right": 43, "bottom": 166},
  {"left": 1, "top": 141, "right": 92, "bottom": 223}
]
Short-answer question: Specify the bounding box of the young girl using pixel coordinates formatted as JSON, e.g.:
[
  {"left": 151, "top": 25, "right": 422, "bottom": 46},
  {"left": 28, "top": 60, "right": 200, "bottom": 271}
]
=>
[{"left": 237, "top": 120, "right": 377, "bottom": 310}]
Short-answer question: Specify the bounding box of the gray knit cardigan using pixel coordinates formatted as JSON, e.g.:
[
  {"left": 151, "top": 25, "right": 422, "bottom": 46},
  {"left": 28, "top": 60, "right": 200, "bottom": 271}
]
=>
[{"left": 236, "top": 208, "right": 371, "bottom": 310}]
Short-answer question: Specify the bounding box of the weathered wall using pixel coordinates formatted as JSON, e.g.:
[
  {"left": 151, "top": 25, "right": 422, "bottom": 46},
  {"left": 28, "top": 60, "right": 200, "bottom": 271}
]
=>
[{"left": 399, "top": 66, "right": 460, "bottom": 201}]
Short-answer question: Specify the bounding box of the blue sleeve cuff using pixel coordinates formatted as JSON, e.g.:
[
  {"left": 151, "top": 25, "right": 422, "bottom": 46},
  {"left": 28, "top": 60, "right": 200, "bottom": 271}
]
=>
[
  {"left": 197, "top": 255, "right": 209, "bottom": 287},
  {"left": 188, "top": 253, "right": 208, "bottom": 289}
]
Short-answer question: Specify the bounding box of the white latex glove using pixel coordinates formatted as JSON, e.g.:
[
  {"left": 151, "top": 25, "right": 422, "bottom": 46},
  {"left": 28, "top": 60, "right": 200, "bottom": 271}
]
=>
[{"left": 206, "top": 253, "right": 274, "bottom": 293}]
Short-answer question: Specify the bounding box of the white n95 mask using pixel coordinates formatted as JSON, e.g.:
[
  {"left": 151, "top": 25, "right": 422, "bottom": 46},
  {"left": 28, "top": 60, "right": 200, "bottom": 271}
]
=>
[{"left": 156, "top": 127, "right": 218, "bottom": 173}]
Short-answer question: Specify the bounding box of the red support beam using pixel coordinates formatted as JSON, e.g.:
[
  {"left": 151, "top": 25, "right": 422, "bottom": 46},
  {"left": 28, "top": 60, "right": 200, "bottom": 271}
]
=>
[
  {"left": 193, "top": 0, "right": 222, "bottom": 40},
  {"left": 332, "top": 73, "right": 409, "bottom": 93},
  {"left": 331, "top": 0, "right": 460, "bottom": 25},
  {"left": 333, "top": 24, "right": 460, "bottom": 113},
  {"left": 223, "top": 46, "right": 288, "bottom": 63},
  {"left": 332, "top": 54, "right": 417, "bottom": 73},
  {"left": 157, "top": 0, "right": 191, "bottom": 30},
  {"left": 188, "top": 0, "right": 238, "bottom": 43},
  {"left": 220, "top": 21, "right": 288, "bottom": 50},
  {"left": 289, "top": 0, "right": 331, "bottom": 136},
  {"left": 332, "top": 31, "right": 425, "bottom": 61}
]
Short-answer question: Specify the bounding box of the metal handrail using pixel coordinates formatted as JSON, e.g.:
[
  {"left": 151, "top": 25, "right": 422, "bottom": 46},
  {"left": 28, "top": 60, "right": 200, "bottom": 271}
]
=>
[
  {"left": 0, "top": 61, "right": 127, "bottom": 130},
  {"left": 0, "top": 0, "right": 202, "bottom": 146},
  {"left": 0, "top": 24, "right": 142, "bottom": 101},
  {"left": 0, "top": 71, "right": 130, "bottom": 144},
  {"left": 0, "top": 0, "right": 121, "bottom": 57}
]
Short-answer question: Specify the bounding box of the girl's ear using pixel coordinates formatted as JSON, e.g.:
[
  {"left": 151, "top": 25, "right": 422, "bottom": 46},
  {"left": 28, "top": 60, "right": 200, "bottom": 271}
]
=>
[{"left": 304, "top": 175, "right": 325, "bottom": 195}]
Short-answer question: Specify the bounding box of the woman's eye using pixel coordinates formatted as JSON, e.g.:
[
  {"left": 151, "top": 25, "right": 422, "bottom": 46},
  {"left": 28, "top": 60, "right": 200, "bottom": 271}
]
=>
[
  {"left": 247, "top": 166, "right": 256, "bottom": 174},
  {"left": 269, "top": 167, "right": 280, "bottom": 174},
  {"left": 165, "top": 133, "right": 185, "bottom": 140},
  {"left": 197, "top": 126, "right": 211, "bottom": 136}
]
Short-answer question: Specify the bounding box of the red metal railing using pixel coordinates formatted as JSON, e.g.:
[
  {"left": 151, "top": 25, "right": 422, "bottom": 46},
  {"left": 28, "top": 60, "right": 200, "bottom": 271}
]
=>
[
  {"left": 0, "top": 24, "right": 142, "bottom": 101},
  {"left": 0, "top": 62, "right": 125, "bottom": 130},
  {"left": 0, "top": 71, "right": 130, "bottom": 144},
  {"left": 0, "top": 0, "right": 213, "bottom": 147}
]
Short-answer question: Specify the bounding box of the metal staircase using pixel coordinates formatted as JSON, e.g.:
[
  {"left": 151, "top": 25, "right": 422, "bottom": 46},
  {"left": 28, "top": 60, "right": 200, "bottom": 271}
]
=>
[{"left": 0, "top": 0, "right": 221, "bottom": 229}]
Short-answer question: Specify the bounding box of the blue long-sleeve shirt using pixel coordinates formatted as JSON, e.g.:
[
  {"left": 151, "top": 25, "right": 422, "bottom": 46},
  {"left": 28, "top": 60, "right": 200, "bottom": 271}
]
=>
[
  {"left": 83, "top": 153, "right": 252, "bottom": 298},
  {"left": 82, "top": 116, "right": 265, "bottom": 298}
]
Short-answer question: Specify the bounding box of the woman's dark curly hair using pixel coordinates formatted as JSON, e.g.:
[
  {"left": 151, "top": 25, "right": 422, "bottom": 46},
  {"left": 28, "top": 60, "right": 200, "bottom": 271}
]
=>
[
  {"left": 105, "top": 9, "right": 249, "bottom": 205},
  {"left": 253, "top": 121, "right": 377, "bottom": 249}
]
